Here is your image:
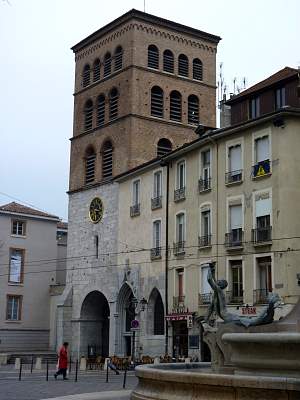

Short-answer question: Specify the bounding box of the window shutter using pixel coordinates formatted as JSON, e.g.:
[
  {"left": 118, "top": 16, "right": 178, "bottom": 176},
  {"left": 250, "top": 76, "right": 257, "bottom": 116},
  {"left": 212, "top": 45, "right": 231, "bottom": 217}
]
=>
[
  {"left": 229, "top": 145, "right": 242, "bottom": 171},
  {"left": 230, "top": 204, "right": 242, "bottom": 229},
  {"left": 256, "top": 136, "right": 269, "bottom": 162},
  {"left": 255, "top": 198, "right": 271, "bottom": 217}
]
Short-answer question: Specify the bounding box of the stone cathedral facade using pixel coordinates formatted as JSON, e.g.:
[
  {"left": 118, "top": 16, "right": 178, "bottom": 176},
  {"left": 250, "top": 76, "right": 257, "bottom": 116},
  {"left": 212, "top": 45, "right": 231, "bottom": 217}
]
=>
[{"left": 56, "top": 9, "right": 220, "bottom": 358}]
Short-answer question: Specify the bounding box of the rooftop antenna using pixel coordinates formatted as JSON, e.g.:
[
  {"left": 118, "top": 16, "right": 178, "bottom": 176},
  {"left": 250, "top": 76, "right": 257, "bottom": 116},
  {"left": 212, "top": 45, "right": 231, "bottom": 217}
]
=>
[
  {"left": 233, "top": 77, "right": 237, "bottom": 94},
  {"left": 242, "top": 77, "right": 246, "bottom": 90}
]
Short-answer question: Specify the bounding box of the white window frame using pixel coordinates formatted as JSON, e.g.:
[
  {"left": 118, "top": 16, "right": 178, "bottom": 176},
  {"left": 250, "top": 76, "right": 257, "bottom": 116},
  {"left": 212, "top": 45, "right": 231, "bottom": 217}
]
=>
[
  {"left": 199, "top": 260, "right": 213, "bottom": 295},
  {"left": 225, "top": 138, "right": 244, "bottom": 173},
  {"left": 175, "top": 211, "right": 186, "bottom": 244},
  {"left": 252, "top": 188, "right": 272, "bottom": 228},
  {"left": 132, "top": 179, "right": 141, "bottom": 206},
  {"left": 11, "top": 220, "right": 26, "bottom": 237},
  {"left": 153, "top": 169, "right": 163, "bottom": 199},
  {"left": 173, "top": 266, "right": 185, "bottom": 297},
  {"left": 175, "top": 159, "right": 186, "bottom": 190},
  {"left": 226, "top": 256, "right": 244, "bottom": 294},
  {"left": 199, "top": 202, "right": 212, "bottom": 237},
  {"left": 252, "top": 128, "right": 272, "bottom": 169},
  {"left": 253, "top": 252, "right": 274, "bottom": 291},
  {"left": 152, "top": 219, "right": 162, "bottom": 249},
  {"left": 226, "top": 195, "right": 244, "bottom": 233},
  {"left": 199, "top": 148, "right": 212, "bottom": 181}
]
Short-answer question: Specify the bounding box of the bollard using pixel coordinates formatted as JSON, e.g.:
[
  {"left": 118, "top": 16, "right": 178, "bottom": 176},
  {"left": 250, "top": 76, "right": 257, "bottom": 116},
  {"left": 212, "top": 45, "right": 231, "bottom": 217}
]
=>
[
  {"left": 15, "top": 357, "right": 21, "bottom": 370},
  {"left": 18, "top": 359, "right": 22, "bottom": 381},
  {"left": 30, "top": 356, "right": 34, "bottom": 373},
  {"left": 69, "top": 356, "right": 72, "bottom": 374},
  {"left": 106, "top": 362, "right": 109, "bottom": 383},
  {"left": 75, "top": 359, "right": 78, "bottom": 382},
  {"left": 46, "top": 360, "right": 49, "bottom": 381},
  {"left": 123, "top": 367, "right": 127, "bottom": 389},
  {"left": 35, "top": 357, "right": 42, "bottom": 370}
]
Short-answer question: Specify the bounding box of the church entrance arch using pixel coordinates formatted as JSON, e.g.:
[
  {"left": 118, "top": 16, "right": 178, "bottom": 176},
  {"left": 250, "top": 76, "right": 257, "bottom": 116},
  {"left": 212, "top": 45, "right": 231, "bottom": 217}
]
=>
[
  {"left": 116, "top": 283, "right": 135, "bottom": 356},
  {"left": 80, "top": 291, "right": 110, "bottom": 357}
]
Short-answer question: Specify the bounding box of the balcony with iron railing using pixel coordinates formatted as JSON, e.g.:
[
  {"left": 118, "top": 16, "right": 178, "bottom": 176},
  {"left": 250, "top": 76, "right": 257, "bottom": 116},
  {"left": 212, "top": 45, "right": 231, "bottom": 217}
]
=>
[
  {"left": 252, "top": 226, "right": 272, "bottom": 245},
  {"left": 198, "top": 292, "right": 212, "bottom": 305},
  {"left": 198, "top": 235, "right": 212, "bottom": 249},
  {"left": 130, "top": 203, "right": 140, "bottom": 217},
  {"left": 226, "top": 290, "right": 243, "bottom": 304},
  {"left": 198, "top": 177, "right": 211, "bottom": 193},
  {"left": 253, "top": 288, "right": 272, "bottom": 304},
  {"left": 173, "top": 295, "right": 185, "bottom": 308},
  {"left": 173, "top": 241, "right": 185, "bottom": 256},
  {"left": 174, "top": 187, "right": 186, "bottom": 202},
  {"left": 151, "top": 196, "right": 162, "bottom": 210},
  {"left": 225, "top": 169, "right": 243, "bottom": 185},
  {"left": 150, "top": 247, "right": 162, "bottom": 260},
  {"left": 225, "top": 228, "right": 244, "bottom": 249}
]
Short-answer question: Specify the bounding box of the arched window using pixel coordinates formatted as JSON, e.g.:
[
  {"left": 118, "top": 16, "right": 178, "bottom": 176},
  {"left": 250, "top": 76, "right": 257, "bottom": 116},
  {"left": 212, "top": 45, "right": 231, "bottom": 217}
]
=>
[
  {"left": 97, "top": 94, "right": 105, "bottom": 126},
  {"left": 102, "top": 140, "right": 113, "bottom": 179},
  {"left": 109, "top": 88, "right": 119, "bottom": 120},
  {"left": 93, "top": 59, "right": 101, "bottom": 82},
  {"left": 82, "top": 64, "right": 91, "bottom": 87},
  {"left": 148, "top": 45, "right": 159, "bottom": 69},
  {"left": 193, "top": 58, "right": 203, "bottom": 81},
  {"left": 114, "top": 46, "right": 123, "bottom": 71},
  {"left": 157, "top": 138, "right": 172, "bottom": 157},
  {"left": 163, "top": 50, "right": 174, "bottom": 73},
  {"left": 154, "top": 294, "right": 164, "bottom": 335},
  {"left": 84, "top": 99, "right": 93, "bottom": 131},
  {"left": 151, "top": 86, "right": 163, "bottom": 118},
  {"left": 85, "top": 146, "right": 96, "bottom": 184},
  {"left": 178, "top": 54, "right": 189, "bottom": 77},
  {"left": 170, "top": 90, "right": 182, "bottom": 122},
  {"left": 188, "top": 95, "right": 199, "bottom": 124},
  {"left": 104, "top": 52, "right": 111, "bottom": 77}
]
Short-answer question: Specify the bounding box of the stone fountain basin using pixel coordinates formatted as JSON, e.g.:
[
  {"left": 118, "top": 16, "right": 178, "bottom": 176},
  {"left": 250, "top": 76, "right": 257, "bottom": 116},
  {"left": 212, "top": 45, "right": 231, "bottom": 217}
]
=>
[
  {"left": 222, "top": 332, "right": 300, "bottom": 377},
  {"left": 131, "top": 362, "right": 300, "bottom": 400}
]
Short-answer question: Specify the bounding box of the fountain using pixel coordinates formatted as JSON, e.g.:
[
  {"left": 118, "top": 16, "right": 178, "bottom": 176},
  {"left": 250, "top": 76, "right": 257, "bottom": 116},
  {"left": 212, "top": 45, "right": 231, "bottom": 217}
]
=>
[{"left": 131, "top": 263, "right": 300, "bottom": 399}]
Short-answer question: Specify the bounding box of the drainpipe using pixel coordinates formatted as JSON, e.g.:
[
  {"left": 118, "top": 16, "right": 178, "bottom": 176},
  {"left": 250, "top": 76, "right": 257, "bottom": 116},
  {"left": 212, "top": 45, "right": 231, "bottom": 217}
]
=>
[{"left": 161, "top": 160, "right": 170, "bottom": 354}]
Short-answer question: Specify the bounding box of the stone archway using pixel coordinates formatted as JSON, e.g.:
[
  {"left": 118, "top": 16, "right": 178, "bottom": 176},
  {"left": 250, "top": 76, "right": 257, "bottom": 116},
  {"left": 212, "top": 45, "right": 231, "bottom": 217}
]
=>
[
  {"left": 80, "top": 291, "right": 110, "bottom": 357},
  {"left": 116, "top": 283, "right": 135, "bottom": 356},
  {"left": 147, "top": 288, "right": 164, "bottom": 336}
]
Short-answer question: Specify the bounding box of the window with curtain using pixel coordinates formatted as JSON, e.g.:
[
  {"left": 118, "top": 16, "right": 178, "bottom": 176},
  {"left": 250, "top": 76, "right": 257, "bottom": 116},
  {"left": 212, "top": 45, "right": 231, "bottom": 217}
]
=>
[
  {"left": 9, "top": 249, "right": 24, "bottom": 283},
  {"left": 6, "top": 295, "right": 22, "bottom": 321},
  {"left": 255, "top": 136, "right": 269, "bottom": 162}
]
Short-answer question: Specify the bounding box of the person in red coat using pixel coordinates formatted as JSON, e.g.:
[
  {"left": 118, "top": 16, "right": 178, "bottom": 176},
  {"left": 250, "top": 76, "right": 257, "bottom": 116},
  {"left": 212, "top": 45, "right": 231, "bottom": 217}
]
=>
[{"left": 54, "top": 342, "right": 69, "bottom": 380}]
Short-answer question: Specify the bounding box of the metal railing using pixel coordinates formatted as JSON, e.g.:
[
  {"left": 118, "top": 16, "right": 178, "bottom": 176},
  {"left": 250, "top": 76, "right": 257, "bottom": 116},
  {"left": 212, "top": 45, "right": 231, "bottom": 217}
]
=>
[
  {"left": 252, "top": 226, "right": 272, "bottom": 244},
  {"left": 173, "top": 295, "right": 185, "bottom": 308},
  {"left": 198, "top": 178, "right": 211, "bottom": 193},
  {"left": 225, "top": 229, "right": 244, "bottom": 248},
  {"left": 173, "top": 241, "right": 185, "bottom": 255},
  {"left": 198, "top": 292, "right": 212, "bottom": 305},
  {"left": 150, "top": 247, "right": 162, "bottom": 260},
  {"left": 130, "top": 203, "right": 140, "bottom": 217},
  {"left": 174, "top": 187, "right": 186, "bottom": 202},
  {"left": 253, "top": 288, "right": 271, "bottom": 304},
  {"left": 198, "top": 235, "right": 212, "bottom": 248},
  {"left": 226, "top": 290, "right": 243, "bottom": 304},
  {"left": 151, "top": 196, "right": 162, "bottom": 210},
  {"left": 225, "top": 169, "right": 243, "bottom": 184}
]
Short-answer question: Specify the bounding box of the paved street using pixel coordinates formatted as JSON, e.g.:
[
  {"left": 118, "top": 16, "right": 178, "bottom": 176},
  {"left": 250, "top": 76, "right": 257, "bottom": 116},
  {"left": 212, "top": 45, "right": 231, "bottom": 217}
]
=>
[{"left": 0, "top": 366, "right": 137, "bottom": 400}]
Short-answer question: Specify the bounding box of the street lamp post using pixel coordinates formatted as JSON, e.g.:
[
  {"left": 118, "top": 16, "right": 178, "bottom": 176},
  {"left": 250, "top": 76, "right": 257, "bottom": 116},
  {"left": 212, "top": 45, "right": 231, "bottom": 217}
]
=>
[{"left": 131, "top": 297, "right": 148, "bottom": 364}]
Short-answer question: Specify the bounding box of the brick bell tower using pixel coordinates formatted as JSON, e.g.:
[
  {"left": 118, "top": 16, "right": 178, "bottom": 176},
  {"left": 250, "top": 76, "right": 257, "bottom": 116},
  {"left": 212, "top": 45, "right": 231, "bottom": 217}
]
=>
[{"left": 69, "top": 9, "right": 220, "bottom": 191}]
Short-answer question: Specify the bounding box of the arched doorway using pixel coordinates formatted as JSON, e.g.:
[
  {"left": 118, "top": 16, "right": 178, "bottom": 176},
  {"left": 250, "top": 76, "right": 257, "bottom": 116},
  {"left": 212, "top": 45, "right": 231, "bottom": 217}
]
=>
[
  {"left": 80, "top": 291, "right": 110, "bottom": 357},
  {"left": 147, "top": 288, "right": 164, "bottom": 335},
  {"left": 116, "top": 284, "right": 135, "bottom": 356}
]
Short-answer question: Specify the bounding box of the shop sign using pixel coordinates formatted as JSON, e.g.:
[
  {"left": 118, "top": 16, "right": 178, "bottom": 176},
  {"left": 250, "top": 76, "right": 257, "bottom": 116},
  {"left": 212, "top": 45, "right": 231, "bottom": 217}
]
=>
[{"left": 241, "top": 306, "right": 256, "bottom": 315}]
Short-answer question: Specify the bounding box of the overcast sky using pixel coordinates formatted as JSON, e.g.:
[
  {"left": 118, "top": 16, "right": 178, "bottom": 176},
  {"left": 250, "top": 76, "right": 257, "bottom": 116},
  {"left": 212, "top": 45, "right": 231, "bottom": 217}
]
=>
[{"left": 0, "top": 0, "right": 299, "bottom": 220}]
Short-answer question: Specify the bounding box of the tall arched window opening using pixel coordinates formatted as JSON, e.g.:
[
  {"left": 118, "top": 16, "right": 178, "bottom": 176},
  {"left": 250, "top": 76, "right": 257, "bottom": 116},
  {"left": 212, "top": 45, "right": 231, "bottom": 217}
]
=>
[
  {"left": 93, "top": 59, "right": 101, "bottom": 82},
  {"left": 84, "top": 100, "right": 93, "bottom": 131},
  {"left": 163, "top": 50, "right": 174, "bottom": 73},
  {"left": 104, "top": 52, "right": 111, "bottom": 77},
  {"left": 193, "top": 58, "right": 203, "bottom": 81},
  {"left": 188, "top": 95, "right": 199, "bottom": 124},
  {"left": 109, "top": 88, "right": 119, "bottom": 120},
  {"left": 85, "top": 147, "right": 96, "bottom": 184},
  {"left": 97, "top": 95, "right": 105, "bottom": 126},
  {"left": 178, "top": 54, "right": 189, "bottom": 77},
  {"left": 102, "top": 141, "right": 113, "bottom": 179},
  {"left": 157, "top": 138, "right": 172, "bottom": 157},
  {"left": 114, "top": 46, "right": 123, "bottom": 71},
  {"left": 82, "top": 64, "right": 91, "bottom": 87},
  {"left": 148, "top": 45, "right": 159, "bottom": 69},
  {"left": 151, "top": 86, "right": 163, "bottom": 118},
  {"left": 170, "top": 90, "right": 182, "bottom": 122}
]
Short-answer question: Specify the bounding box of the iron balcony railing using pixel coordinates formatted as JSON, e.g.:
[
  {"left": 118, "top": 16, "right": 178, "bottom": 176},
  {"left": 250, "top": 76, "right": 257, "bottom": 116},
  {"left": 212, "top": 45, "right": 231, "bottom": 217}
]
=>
[
  {"left": 225, "top": 169, "right": 243, "bottom": 184},
  {"left": 198, "top": 293, "right": 212, "bottom": 305},
  {"left": 150, "top": 247, "right": 162, "bottom": 260},
  {"left": 226, "top": 290, "right": 243, "bottom": 304},
  {"left": 253, "top": 288, "right": 272, "bottom": 304},
  {"left": 252, "top": 226, "right": 272, "bottom": 244},
  {"left": 198, "top": 177, "right": 211, "bottom": 193},
  {"left": 198, "top": 235, "right": 212, "bottom": 248},
  {"left": 173, "top": 295, "right": 185, "bottom": 308},
  {"left": 174, "top": 187, "right": 186, "bottom": 202},
  {"left": 225, "top": 228, "right": 244, "bottom": 248},
  {"left": 173, "top": 241, "right": 185, "bottom": 256},
  {"left": 151, "top": 196, "right": 162, "bottom": 210},
  {"left": 130, "top": 203, "right": 140, "bottom": 217}
]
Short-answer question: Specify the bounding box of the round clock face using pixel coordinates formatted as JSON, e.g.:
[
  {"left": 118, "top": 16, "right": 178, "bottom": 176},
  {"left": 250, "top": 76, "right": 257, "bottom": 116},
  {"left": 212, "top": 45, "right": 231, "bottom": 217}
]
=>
[{"left": 89, "top": 197, "right": 104, "bottom": 224}]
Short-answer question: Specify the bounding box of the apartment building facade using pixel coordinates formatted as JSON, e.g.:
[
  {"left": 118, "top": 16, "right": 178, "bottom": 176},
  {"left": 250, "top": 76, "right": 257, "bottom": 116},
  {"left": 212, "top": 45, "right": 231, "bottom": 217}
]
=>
[{"left": 0, "top": 202, "right": 67, "bottom": 352}]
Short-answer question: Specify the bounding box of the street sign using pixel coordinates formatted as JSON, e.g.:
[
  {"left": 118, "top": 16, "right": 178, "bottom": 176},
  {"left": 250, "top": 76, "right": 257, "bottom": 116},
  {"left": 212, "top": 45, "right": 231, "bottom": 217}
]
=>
[{"left": 131, "top": 319, "right": 139, "bottom": 329}]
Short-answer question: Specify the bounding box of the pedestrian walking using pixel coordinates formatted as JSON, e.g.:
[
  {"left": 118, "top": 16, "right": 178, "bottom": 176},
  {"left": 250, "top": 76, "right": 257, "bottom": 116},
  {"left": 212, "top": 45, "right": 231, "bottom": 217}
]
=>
[
  {"left": 108, "top": 357, "right": 120, "bottom": 375},
  {"left": 54, "top": 342, "right": 69, "bottom": 380}
]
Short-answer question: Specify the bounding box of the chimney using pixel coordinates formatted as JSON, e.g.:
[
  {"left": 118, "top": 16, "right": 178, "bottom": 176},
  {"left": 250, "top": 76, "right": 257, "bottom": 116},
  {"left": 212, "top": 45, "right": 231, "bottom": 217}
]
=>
[{"left": 220, "top": 93, "right": 231, "bottom": 128}]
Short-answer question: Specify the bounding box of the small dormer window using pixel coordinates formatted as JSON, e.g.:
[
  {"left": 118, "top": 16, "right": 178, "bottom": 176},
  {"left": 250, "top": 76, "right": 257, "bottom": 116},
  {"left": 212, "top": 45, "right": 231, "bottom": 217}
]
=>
[
  {"left": 275, "top": 87, "right": 286, "bottom": 109},
  {"left": 249, "top": 97, "right": 260, "bottom": 119}
]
